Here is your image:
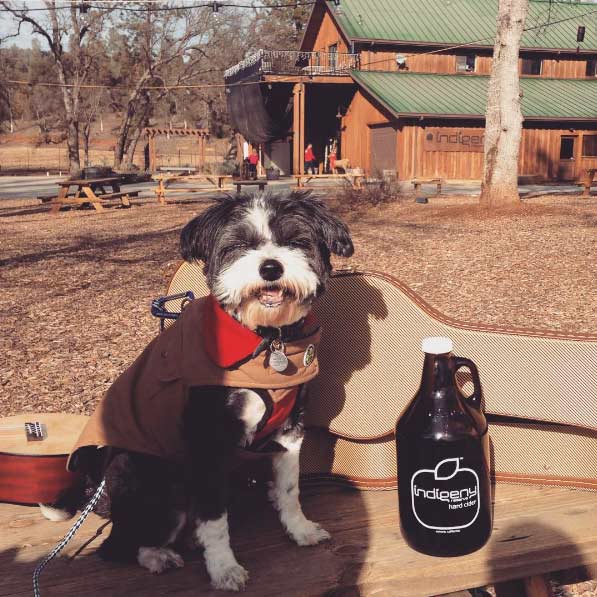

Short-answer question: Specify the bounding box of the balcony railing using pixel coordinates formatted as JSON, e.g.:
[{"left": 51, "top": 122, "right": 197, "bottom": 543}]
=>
[{"left": 224, "top": 50, "right": 360, "bottom": 82}]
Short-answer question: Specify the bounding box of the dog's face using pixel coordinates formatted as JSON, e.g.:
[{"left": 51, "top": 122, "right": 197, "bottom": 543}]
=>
[{"left": 180, "top": 192, "right": 353, "bottom": 330}]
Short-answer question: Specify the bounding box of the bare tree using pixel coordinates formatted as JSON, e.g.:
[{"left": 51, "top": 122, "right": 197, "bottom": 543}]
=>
[
  {"left": 0, "top": 1, "right": 113, "bottom": 173},
  {"left": 109, "top": 5, "right": 239, "bottom": 170},
  {"left": 480, "top": 0, "right": 529, "bottom": 208}
]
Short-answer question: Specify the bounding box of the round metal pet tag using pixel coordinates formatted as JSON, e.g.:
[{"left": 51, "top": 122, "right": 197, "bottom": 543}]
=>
[
  {"left": 269, "top": 340, "right": 289, "bottom": 372},
  {"left": 269, "top": 350, "right": 289, "bottom": 372}
]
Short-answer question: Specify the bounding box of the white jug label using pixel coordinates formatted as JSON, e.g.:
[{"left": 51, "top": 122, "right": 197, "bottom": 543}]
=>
[{"left": 411, "top": 458, "right": 481, "bottom": 533}]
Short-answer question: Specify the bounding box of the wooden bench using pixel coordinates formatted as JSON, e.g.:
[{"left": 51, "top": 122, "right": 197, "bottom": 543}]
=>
[
  {"left": 96, "top": 191, "right": 139, "bottom": 207},
  {"left": 153, "top": 174, "right": 234, "bottom": 204},
  {"left": 2, "top": 483, "right": 595, "bottom": 596},
  {"left": 235, "top": 180, "right": 267, "bottom": 193},
  {"left": 294, "top": 173, "right": 363, "bottom": 190},
  {"left": 412, "top": 177, "right": 444, "bottom": 196}
]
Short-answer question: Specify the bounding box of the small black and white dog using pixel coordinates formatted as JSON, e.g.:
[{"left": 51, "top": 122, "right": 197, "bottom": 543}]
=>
[{"left": 42, "top": 191, "right": 353, "bottom": 592}]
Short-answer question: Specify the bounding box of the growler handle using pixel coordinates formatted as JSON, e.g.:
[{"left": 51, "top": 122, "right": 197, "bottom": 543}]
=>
[{"left": 453, "top": 357, "right": 482, "bottom": 409}]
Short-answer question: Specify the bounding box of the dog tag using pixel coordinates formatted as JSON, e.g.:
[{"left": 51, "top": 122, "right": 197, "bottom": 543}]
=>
[{"left": 269, "top": 340, "right": 289, "bottom": 373}]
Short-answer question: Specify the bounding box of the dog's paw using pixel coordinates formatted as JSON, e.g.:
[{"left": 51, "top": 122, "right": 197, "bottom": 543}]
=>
[
  {"left": 38, "top": 503, "right": 74, "bottom": 522},
  {"left": 137, "top": 547, "right": 184, "bottom": 574},
  {"left": 288, "top": 520, "right": 331, "bottom": 546},
  {"left": 210, "top": 563, "right": 249, "bottom": 592}
]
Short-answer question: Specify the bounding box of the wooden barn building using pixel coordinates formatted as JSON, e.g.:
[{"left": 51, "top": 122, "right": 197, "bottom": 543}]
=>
[{"left": 224, "top": 0, "right": 597, "bottom": 182}]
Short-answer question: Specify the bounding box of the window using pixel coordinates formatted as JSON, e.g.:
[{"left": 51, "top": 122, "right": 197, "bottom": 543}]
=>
[
  {"left": 559, "top": 137, "right": 576, "bottom": 160},
  {"left": 582, "top": 135, "right": 597, "bottom": 157},
  {"left": 456, "top": 54, "right": 476, "bottom": 73},
  {"left": 587, "top": 59, "right": 597, "bottom": 77},
  {"left": 521, "top": 57, "right": 542, "bottom": 75}
]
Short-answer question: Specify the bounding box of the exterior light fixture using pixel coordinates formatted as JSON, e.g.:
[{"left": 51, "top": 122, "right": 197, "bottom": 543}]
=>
[
  {"left": 396, "top": 54, "right": 407, "bottom": 68},
  {"left": 212, "top": 1, "right": 220, "bottom": 15},
  {"left": 78, "top": 2, "right": 89, "bottom": 13},
  {"left": 577, "top": 26, "right": 586, "bottom": 43}
]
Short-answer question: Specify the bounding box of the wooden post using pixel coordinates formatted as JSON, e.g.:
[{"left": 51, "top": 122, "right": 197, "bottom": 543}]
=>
[
  {"left": 292, "top": 83, "right": 305, "bottom": 175},
  {"left": 199, "top": 135, "right": 206, "bottom": 172},
  {"left": 148, "top": 134, "right": 156, "bottom": 172}
]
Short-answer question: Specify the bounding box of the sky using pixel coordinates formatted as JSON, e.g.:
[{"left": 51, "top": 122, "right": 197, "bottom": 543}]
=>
[{"left": 1, "top": 0, "right": 597, "bottom": 49}]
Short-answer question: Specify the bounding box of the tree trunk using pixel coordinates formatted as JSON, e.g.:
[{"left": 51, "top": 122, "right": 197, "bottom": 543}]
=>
[
  {"left": 480, "top": 0, "right": 529, "bottom": 208},
  {"left": 124, "top": 125, "right": 145, "bottom": 170},
  {"left": 66, "top": 118, "right": 81, "bottom": 175},
  {"left": 113, "top": 103, "right": 135, "bottom": 170}
]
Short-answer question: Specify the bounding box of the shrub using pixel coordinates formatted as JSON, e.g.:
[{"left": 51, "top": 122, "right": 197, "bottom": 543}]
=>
[{"left": 333, "top": 177, "right": 405, "bottom": 211}]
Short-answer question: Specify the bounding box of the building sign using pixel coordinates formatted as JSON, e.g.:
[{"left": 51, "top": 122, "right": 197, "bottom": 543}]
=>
[{"left": 424, "top": 129, "right": 485, "bottom": 153}]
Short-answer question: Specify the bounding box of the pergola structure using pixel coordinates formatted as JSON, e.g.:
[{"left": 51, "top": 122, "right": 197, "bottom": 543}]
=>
[{"left": 144, "top": 127, "right": 210, "bottom": 172}]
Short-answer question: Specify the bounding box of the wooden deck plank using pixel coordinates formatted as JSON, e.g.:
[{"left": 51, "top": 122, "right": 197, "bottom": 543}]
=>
[{"left": 1, "top": 484, "right": 596, "bottom": 596}]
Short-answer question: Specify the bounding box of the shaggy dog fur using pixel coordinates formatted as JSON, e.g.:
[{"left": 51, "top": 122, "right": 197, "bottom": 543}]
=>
[{"left": 44, "top": 192, "right": 353, "bottom": 592}]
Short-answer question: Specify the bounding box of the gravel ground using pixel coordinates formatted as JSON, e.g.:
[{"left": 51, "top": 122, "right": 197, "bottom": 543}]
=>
[{"left": 1, "top": 192, "right": 595, "bottom": 593}]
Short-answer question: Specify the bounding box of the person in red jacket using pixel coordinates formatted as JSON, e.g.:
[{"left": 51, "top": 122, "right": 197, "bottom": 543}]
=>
[
  {"left": 304, "top": 143, "right": 317, "bottom": 174},
  {"left": 248, "top": 148, "right": 259, "bottom": 180}
]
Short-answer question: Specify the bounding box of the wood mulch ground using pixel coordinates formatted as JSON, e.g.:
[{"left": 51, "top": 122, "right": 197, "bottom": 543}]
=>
[
  {"left": 0, "top": 192, "right": 595, "bottom": 594},
  {"left": 1, "top": 192, "right": 596, "bottom": 415}
]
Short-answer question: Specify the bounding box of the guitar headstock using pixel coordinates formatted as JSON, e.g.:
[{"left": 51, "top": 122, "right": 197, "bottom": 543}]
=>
[{"left": 25, "top": 422, "right": 47, "bottom": 442}]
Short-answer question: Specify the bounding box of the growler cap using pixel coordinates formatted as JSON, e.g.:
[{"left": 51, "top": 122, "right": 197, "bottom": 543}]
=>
[{"left": 421, "top": 336, "right": 453, "bottom": 354}]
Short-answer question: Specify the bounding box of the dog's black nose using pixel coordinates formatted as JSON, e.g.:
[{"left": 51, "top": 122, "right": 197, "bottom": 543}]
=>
[{"left": 259, "top": 259, "right": 284, "bottom": 281}]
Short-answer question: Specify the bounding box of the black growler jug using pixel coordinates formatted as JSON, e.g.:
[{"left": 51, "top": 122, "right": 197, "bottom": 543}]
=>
[{"left": 396, "top": 337, "right": 492, "bottom": 557}]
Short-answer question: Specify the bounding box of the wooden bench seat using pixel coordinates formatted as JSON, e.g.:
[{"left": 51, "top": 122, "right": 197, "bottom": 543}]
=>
[
  {"left": 37, "top": 194, "right": 59, "bottom": 203},
  {"left": 97, "top": 190, "right": 139, "bottom": 207},
  {"left": 2, "top": 483, "right": 595, "bottom": 596},
  {"left": 294, "top": 173, "right": 364, "bottom": 190},
  {"left": 412, "top": 178, "right": 444, "bottom": 196}
]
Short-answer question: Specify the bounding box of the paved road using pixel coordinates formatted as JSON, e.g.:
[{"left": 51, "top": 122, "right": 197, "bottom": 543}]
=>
[{"left": 0, "top": 175, "right": 584, "bottom": 202}]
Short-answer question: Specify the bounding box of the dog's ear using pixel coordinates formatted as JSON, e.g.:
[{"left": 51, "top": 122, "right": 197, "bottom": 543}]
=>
[
  {"left": 289, "top": 191, "right": 354, "bottom": 258},
  {"left": 180, "top": 196, "right": 237, "bottom": 262}
]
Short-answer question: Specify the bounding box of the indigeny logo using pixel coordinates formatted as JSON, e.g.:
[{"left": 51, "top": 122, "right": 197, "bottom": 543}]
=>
[{"left": 411, "top": 458, "right": 480, "bottom": 531}]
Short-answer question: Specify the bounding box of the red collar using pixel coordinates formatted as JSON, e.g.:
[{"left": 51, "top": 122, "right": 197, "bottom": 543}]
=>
[{"left": 202, "top": 295, "right": 316, "bottom": 369}]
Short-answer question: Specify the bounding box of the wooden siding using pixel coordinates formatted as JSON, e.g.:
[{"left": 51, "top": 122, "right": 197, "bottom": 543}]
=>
[
  {"left": 340, "top": 89, "right": 390, "bottom": 173},
  {"left": 358, "top": 49, "right": 594, "bottom": 78},
  {"left": 360, "top": 50, "right": 493, "bottom": 75},
  {"left": 339, "top": 91, "right": 597, "bottom": 180},
  {"left": 311, "top": 10, "right": 349, "bottom": 54},
  {"left": 399, "top": 124, "right": 597, "bottom": 180}
]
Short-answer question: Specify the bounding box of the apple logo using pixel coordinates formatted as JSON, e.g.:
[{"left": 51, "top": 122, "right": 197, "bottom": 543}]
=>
[{"left": 410, "top": 458, "right": 480, "bottom": 531}]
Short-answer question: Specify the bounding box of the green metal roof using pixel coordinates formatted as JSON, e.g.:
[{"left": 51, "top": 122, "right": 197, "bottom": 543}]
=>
[
  {"left": 351, "top": 70, "right": 597, "bottom": 120},
  {"left": 326, "top": 0, "right": 597, "bottom": 51}
]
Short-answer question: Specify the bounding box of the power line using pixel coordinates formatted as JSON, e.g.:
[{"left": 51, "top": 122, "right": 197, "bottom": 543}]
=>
[
  {"left": 3, "top": 3, "right": 596, "bottom": 88},
  {"left": 0, "top": 1, "right": 316, "bottom": 12}
]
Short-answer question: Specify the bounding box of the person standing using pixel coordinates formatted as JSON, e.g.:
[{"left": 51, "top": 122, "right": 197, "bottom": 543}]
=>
[
  {"left": 248, "top": 148, "right": 259, "bottom": 180},
  {"left": 304, "top": 143, "right": 317, "bottom": 174}
]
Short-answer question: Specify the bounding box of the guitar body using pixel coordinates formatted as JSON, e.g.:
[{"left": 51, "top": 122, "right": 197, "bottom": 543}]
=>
[{"left": 0, "top": 413, "right": 88, "bottom": 505}]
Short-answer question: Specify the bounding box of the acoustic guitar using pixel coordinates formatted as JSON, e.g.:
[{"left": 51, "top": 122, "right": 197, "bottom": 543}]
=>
[{"left": 0, "top": 413, "right": 88, "bottom": 505}]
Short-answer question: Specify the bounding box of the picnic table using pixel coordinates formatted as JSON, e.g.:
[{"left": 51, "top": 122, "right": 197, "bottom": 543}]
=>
[
  {"left": 294, "top": 173, "right": 364, "bottom": 190},
  {"left": 1, "top": 483, "right": 595, "bottom": 596},
  {"left": 49, "top": 177, "right": 139, "bottom": 214},
  {"left": 580, "top": 168, "right": 597, "bottom": 197},
  {"left": 153, "top": 173, "right": 234, "bottom": 204},
  {"left": 235, "top": 179, "right": 268, "bottom": 194}
]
